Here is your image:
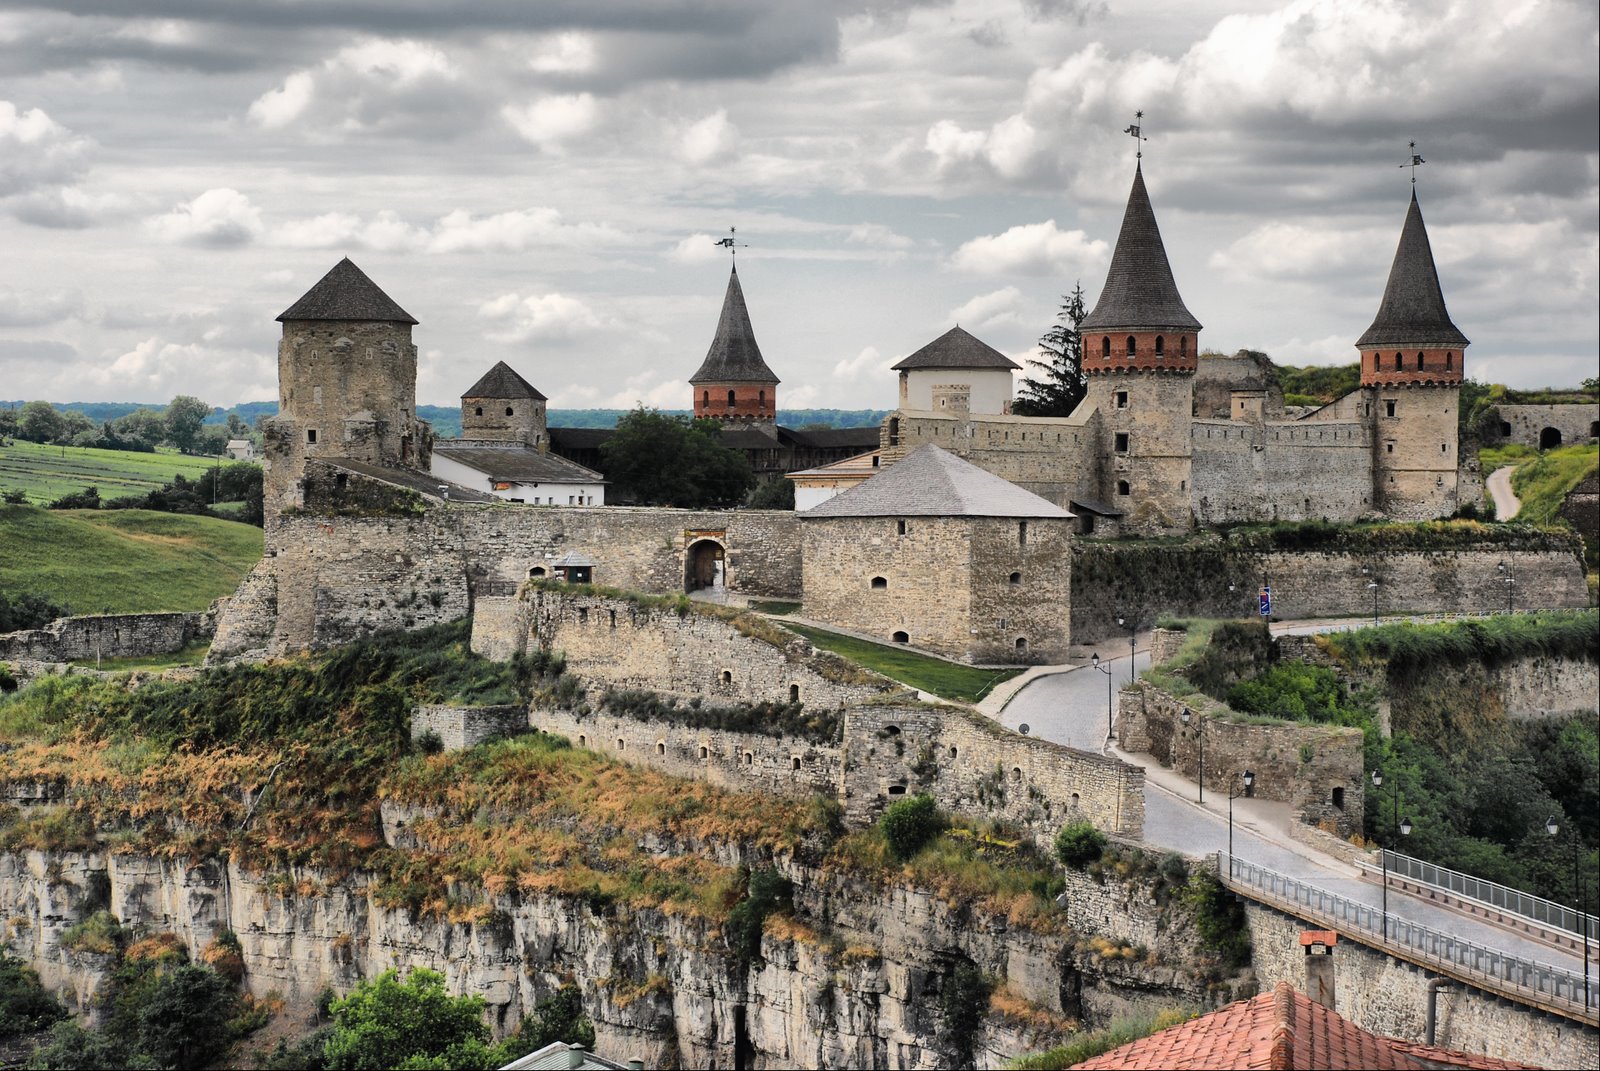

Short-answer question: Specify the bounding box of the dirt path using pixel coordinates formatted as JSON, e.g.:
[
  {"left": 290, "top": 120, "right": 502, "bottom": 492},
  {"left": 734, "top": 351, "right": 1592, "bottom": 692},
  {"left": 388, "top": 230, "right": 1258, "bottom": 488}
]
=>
[{"left": 1487, "top": 464, "right": 1522, "bottom": 520}]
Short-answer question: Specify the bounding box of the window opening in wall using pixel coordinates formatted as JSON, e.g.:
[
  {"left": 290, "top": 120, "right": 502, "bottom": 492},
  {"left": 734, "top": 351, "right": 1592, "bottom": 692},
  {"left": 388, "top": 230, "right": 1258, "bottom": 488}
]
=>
[
  {"left": 897, "top": 519, "right": 907, "bottom": 535},
  {"left": 1446, "top": 353, "right": 1454, "bottom": 370},
  {"left": 506, "top": 406, "right": 515, "bottom": 416},
  {"left": 1114, "top": 432, "right": 1130, "bottom": 453},
  {"left": 578, "top": 608, "right": 588, "bottom": 624},
  {"left": 1102, "top": 336, "right": 1111, "bottom": 358},
  {"left": 1441, "top": 443, "right": 1448, "bottom": 452},
  {"left": 791, "top": 757, "right": 801, "bottom": 771},
  {"left": 699, "top": 745, "right": 709, "bottom": 759},
  {"left": 616, "top": 738, "right": 625, "bottom": 751},
  {"left": 657, "top": 741, "right": 665, "bottom": 755},
  {"left": 702, "top": 390, "right": 709, "bottom": 407},
  {"left": 888, "top": 416, "right": 900, "bottom": 446},
  {"left": 1126, "top": 335, "right": 1137, "bottom": 356},
  {"left": 475, "top": 406, "right": 484, "bottom": 416},
  {"left": 871, "top": 576, "right": 888, "bottom": 590},
  {"left": 1115, "top": 391, "right": 1128, "bottom": 409},
  {"left": 1181, "top": 336, "right": 1188, "bottom": 357},
  {"left": 1011, "top": 766, "right": 1023, "bottom": 781},
  {"left": 335, "top": 472, "right": 348, "bottom": 490},
  {"left": 892, "top": 630, "right": 909, "bottom": 644},
  {"left": 887, "top": 784, "right": 907, "bottom": 796},
  {"left": 1070, "top": 792, "right": 1081, "bottom": 807},
  {"left": 1415, "top": 353, "right": 1424, "bottom": 370},
  {"left": 1154, "top": 336, "right": 1164, "bottom": 356},
  {"left": 720, "top": 669, "right": 733, "bottom": 683},
  {"left": 948, "top": 746, "right": 958, "bottom": 759},
  {"left": 743, "top": 752, "right": 753, "bottom": 766},
  {"left": 1386, "top": 443, "right": 1394, "bottom": 453},
  {"left": 1018, "top": 520, "right": 1027, "bottom": 545},
  {"left": 1008, "top": 571, "right": 1022, "bottom": 585},
  {"left": 578, "top": 734, "right": 586, "bottom": 746},
  {"left": 1015, "top": 637, "right": 1028, "bottom": 654},
  {"left": 789, "top": 684, "right": 800, "bottom": 702},
  {"left": 1331, "top": 786, "right": 1345, "bottom": 811},
  {"left": 726, "top": 389, "right": 736, "bottom": 407},
  {"left": 529, "top": 566, "right": 546, "bottom": 578},
  {"left": 609, "top": 609, "right": 617, "bottom": 628},
  {"left": 1385, "top": 400, "right": 1396, "bottom": 417},
  {"left": 1116, "top": 480, "right": 1130, "bottom": 496},
  {"left": 885, "top": 725, "right": 901, "bottom": 736},
  {"left": 307, "top": 429, "right": 318, "bottom": 444}
]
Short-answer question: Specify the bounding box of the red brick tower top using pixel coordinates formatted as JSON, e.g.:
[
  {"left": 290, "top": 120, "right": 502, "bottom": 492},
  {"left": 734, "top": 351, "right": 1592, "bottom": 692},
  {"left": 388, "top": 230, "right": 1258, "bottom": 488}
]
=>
[
  {"left": 689, "top": 265, "right": 780, "bottom": 425},
  {"left": 1081, "top": 164, "right": 1202, "bottom": 375},
  {"left": 1357, "top": 191, "right": 1468, "bottom": 387}
]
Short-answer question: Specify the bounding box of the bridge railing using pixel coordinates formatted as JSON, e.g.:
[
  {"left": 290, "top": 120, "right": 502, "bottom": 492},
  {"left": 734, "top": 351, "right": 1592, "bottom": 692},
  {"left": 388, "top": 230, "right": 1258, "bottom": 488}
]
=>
[
  {"left": 1220, "top": 853, "right": 1595, "bottom": 1023},
  {"left": 1383, "top": 849, "right": 1598, "bottom": 947}
]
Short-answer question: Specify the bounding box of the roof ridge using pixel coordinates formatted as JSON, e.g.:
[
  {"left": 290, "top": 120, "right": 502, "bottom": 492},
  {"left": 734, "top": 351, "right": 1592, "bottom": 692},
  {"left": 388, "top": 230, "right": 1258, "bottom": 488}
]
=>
[
  {"left": 1269, "top": 982, "right": 1297, "bottom": 1071},
  {"left": 277, "top": 257, "right": 418, "bottom": 325},
  {"left": 891, "top": 325, "right": 1021, "bottom": 371},
  {"left": 1356, "top": 192, "right": 1469, "bottom": 349}
]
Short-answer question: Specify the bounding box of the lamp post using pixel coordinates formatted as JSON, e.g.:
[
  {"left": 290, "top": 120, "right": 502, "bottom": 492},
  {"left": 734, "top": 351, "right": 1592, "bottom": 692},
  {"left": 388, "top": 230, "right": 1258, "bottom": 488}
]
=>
[
  {"left": 1091, "top": 652, "right": 1114, "bottom": 743},
  {"left": 1228, "top": 769, "right": 1255, "bottom": 860},
  {"left": 1371, "top": 768, "right": 1411, "bottom": 941},
  {"left": 1180, "top": 706, "right": 1205, "bottom": 803},
  {"left": 1496, "top": 560, "right": 1516, "bottom": 614},
  {"left": 1547, "top": 816, "right": 1591, "bottom": 1012},
  {"left": 1116, "top": 614, "right": 1137, "bottom": 684},
  {"left": 1362, "top": 565, "right": 1380, "bottom": 627}
]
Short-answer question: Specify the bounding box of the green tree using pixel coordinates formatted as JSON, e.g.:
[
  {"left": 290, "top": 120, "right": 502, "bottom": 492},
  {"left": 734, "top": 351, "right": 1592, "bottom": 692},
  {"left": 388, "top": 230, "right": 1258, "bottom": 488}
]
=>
[
  {"left": 1013, "top": 282, "right": 1087, "bottom": 417},
  {"left": 163, "top": 395, "right": 212, "bottom": 454},
  {"left": 599, "top": 408, "right": 752, "bottom": 508},
  {"left": 879, "top": 794, "right": 945, "bottom": 861},
  {"left": 17, "top": 400, "right": 63, "bottom": 444},
  {"left": 746, "top": 475, "right": 795, "bottom": 510},
  {"left": 0, "top": 950, "right": 65, "bottom": 1039},
  {"left": 324, "top": 968, "right": 502, "bottom": 1071},
  {"left": 1054, "top": 821, "right": 1107, "bottom": 868}
]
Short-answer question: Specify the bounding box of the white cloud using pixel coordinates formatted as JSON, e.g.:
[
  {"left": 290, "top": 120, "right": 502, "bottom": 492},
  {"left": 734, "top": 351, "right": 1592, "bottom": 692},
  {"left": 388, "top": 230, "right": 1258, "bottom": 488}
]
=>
[
  {"left": 528, "top": 32, "right": 597, "bottom": 74},
  {"left": 146, "top": 188, "right": 264, "bottom": 247},
  {"left": 601, "top": 372, "right": 682, "bottom": 409},
  {"left": 338, "top": 39, "right": 454, "bottom": 85},
  {"left": 925, "top": 120, "right": 986, "bottom": 170},
  {"left": 669, "top": 233, "right": 723, "bottom": 264},
  {"left": 950, "top": 220, "right": 1107, "bottom": 276},
  {"left": 0, "top": 101, "right": 92, "bottom": 197},
  {"left": 427, "top": 208, "right": 626, "bottom": 254},
  {"left": 846, "top": 222, "right": 914, "bottom": 250},
  {"left": 680, "top": 109, "right": 739, "bottom": 165},
  {"left": 501, "top": 93, "right": 598, "bottom": 151},
  {"left": 949, "top": 286, "right": 1025, "bottom": 329},
  {"left": 476, "top": 291, "right": 605, "bottom": 343},
  {"left": 1210, "top": 223, "right": 1387, "bottom": 279},
  {"left": 832, "top": 345, "right": 895, "bottom": 381},
  {"left": 83, "top": 335, "right": 271, "bottom": 398},
  {"left": 248, "top": 72, "right": 314, "bottom": 129},
  {"left": 9, "top": 185, "right": 129, "bottom": 228}
]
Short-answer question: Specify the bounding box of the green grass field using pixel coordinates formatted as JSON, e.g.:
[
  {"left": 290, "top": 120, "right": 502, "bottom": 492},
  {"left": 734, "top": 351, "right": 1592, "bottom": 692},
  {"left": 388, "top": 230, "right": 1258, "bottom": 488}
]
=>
[
  {"left": 1509, "top": 442, "right": 1598, "bottom": 526},
  {"left": 0, "top": 504, "right": 263, "bottom": 614},
  {"left": 780, "top": 621, "right": 1021, "bottom": 703},
  {"left": 0, "top": 439, "right": 236, "bottom": 505}
]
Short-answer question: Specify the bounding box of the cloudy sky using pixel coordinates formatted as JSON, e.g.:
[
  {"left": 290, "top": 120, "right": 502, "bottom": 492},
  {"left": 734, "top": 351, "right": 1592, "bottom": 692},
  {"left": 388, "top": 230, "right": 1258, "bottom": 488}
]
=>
[{"left": 1, "top": 0, "right": 1595, "bottom": 411}]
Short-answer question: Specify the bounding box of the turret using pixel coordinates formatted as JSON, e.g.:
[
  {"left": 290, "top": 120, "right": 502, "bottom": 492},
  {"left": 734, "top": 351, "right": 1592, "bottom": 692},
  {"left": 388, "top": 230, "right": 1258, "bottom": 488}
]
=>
[
  {"left": 263, "top": 258, "right": 430, "bottom": 514},
  {"left": 1079, "top": 163, "right": 1199, "bottom": 533},
  {"left": 689, "top": 265, "right": 779, "bottom": 426},
  {"left": 460, "top": 361, "right": 548, "bottom": 448},
  {"left": 1357, "top": 191, "right": 1468, "bottom": 387}
]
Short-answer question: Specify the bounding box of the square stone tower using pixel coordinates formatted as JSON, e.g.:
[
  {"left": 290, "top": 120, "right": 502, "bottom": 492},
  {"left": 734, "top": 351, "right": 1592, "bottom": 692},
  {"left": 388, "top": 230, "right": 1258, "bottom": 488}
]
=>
[{"left": 459, "top": 361, "right": 549, "bottom": 448}]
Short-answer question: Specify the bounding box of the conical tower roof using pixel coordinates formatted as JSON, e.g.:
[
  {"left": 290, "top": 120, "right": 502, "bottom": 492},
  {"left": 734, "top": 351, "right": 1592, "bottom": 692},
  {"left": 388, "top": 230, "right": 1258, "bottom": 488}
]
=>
[
  {"left": 1080, "top": 165, "right": 1201, "bottom": 332},
  {"left": 1356, "top": 192, "right": 1469, "bottom": 349},
  {"left": 689, "top": 266, "right": 779, "bottom": 386},
  {"left": 276, "top": 257, "right": 417, "bottom": 324},
  {"left": 463, "top": 360, "right": 546, "bottom": 401},
  {"left": 892, "top": 326, "right": 1021, "bottom": 371}
]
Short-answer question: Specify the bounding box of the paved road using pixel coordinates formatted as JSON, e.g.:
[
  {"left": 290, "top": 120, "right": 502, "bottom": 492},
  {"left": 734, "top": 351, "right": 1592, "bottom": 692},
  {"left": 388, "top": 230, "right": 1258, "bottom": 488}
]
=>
[
  {"left": 1487, "top": 464, "right": 1522, "bottom": 520},
  {"left": 999, "top": 643, "right": 1594, "bottom": 982}
]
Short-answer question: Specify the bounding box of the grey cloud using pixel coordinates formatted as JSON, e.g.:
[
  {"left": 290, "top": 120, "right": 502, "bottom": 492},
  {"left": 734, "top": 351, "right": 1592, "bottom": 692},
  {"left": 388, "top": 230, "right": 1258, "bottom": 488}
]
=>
[{"left": 0, "top": 338, "right": 79, "bottom": 364}]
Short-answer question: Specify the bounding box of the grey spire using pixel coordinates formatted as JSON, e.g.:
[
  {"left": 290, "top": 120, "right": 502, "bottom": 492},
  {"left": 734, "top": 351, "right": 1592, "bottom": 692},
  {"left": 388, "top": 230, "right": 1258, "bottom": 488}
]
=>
[
  {"left": 276, "top": 257, "right": 417, "bottom": 325},
  {"left": 688, "top": 266, "right": 779, "bottom": 386},
  {"left": 1356, "top": 192, "right": 1469, "bottom": 349},
  {"left": 1080, "top": 165, "right": 1201, "bottom": 332},
  {"left": 463, "top": 360, "right": 546, "bottom": 401}
]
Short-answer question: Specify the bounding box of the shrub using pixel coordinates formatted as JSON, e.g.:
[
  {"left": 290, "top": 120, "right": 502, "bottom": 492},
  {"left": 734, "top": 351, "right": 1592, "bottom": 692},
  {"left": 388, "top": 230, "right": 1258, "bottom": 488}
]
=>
[
  {"left": 46, "top": 486, "right": 100, "bottom": 510},
  {"left": 1183, "top": 869, "right": 1251, "bottom": 971},
  {"left": 504, "top": 985, "right": 594, "bottom": 1058},
  {"left": 324, "top": 967, "right": 500, "bottom": 1071},
  {"left": 880, "top": 794, "right": 945, "bottom": 861},
  {"left": 939, "top": 962, "right": 991, "bottom": 1067},
  {"left": 1053, "top": 822, "right": 1106, "bottom": 868},
  {"left": 0, "top": 950, "right": 65, "bottom": 1039},
  {"left": 0, "top": 590, "right": 68, "bottom": 633},
  {"left": 415, "top": 730, "right": 444, "bottom": 756},
  {"left": 724, "top": 868, "right": 794, "bottom": 966}
]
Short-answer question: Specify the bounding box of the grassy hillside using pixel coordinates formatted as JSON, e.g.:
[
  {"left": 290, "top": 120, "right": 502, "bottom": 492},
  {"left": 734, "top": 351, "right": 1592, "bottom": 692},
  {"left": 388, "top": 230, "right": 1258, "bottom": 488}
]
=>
[
  {"left": 1509, "top": 442, "right": 1598, "bottom": 526},
  {"left": 0, "top": 504, "right": 262, "bottom": 614},
  {"left": 0, "top": 439, "right": 237, "bottom": 505}
]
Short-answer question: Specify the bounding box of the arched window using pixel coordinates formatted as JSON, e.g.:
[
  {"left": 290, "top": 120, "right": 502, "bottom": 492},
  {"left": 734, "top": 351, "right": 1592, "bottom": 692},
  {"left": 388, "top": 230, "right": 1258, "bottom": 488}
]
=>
[
  {"left": 1415, "top": 353, "right": 1424, "bottom": 370},
  {"left": 1445, "top": 353, "right": 1454, "bottom": 370},
  {"left": 1008, "top": 571, "right": 1022, "bottom": 585},
  {"left": 1126, "top": 335, "right": 1137, "bottom": 356},
  {"left": 1011, "top": 766, "right": 1023, "bottom": 781},
  {"left": 1393, "top": 353, "right": 1402, "bottom": 370},
  {"left": 702, "top": 390, "right": 709, "bottom": 407},
  {"left": 1181, "top": 336, "right": 1189, "bottom": 357},
  {"left": 720, "top": 669, "right": 733, "bottom": 683},
  {"left": 1154, "top": 336, "right": 1165, "bottom": 357},
  {"left": 885, "top": 725, "right": 901, "bottom": 736},
  {"left": 1102, "top": 336, "right": 1112, "bottom": 358},
  {"left": 726, "top": 389, "right": 736, "bottom": 408},
  {"left": 657, "top": 741, "right": 666, "bottom": 755},
  {"left": 474, "top": 406, "right": 484, "bottom": 417},
  {"left": 870, "top": 576, "right": 888, "bottom": 590},
  {"left": 505, "top": 406, "right": 515, "bottom": 416},
  {"left": 791, "top": 757, "right": 801, "bottom": 771},
  {"left": 528, "top": 566, "right": 547, "bottom": 578},
  {"left": 789, "top": 683, "right": 800, "bottom": 702},
  {"left": 892, "top": 630, "right": 909, "bottom": 644},
  {"left": 758, "top": 389, "right": 766, "bottom": 409},
  {"left": 699, "top": 745, "right": 709, "bottom": 759},
  {"left": 1015, "top": 637, "right": 1028, "bottom": 654}
]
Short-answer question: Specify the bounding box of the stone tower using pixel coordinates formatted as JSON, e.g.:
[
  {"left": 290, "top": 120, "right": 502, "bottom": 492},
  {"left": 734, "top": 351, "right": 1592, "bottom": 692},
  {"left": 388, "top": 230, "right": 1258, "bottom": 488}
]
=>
[
  {"left": 1079, "top": 163, "right": 1200, "bottom": 534},
  {"left": 1357, "top": 192, "right": 1467, "bottom": 520},
  {"left": 460, "top": 361, "right": 548, "bottom": 448},
  {"left": 689, "top": 265, "right": 780, "bottom": 427},
  {"left": 263, "top": 258, "right": 431, "bottom": 515}
]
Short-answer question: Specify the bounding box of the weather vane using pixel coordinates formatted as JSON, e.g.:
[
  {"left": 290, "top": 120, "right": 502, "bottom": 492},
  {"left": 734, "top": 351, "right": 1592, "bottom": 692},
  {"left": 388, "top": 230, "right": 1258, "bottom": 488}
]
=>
[
  {"left": 1400, "top": 140, "right": 1425, "bottom": 184},
  {"left": 1123, "top": 111, "right": 1147, "bottom": 159},
  {"left": 713, "top": 226, "right": 745, "bottom": 258}
]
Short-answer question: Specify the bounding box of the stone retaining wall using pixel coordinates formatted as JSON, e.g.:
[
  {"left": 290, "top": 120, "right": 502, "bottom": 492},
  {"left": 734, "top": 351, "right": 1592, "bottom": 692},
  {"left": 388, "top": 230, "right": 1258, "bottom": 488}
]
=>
[
  {"left": 411, "top": 704, "right": 529, "bottom": 752},
  {"left": 0, "top": 607, "right": 218, "bottom": 664}
]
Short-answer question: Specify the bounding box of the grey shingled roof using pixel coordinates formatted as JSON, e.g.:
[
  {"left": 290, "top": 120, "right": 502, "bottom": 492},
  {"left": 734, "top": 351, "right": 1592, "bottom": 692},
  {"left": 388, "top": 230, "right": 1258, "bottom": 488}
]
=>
[
  {"left": 1356, "top": 192, "right": 1470, "bottom": 349},
  {"left": 891, "top": 326, "right": 1021, "bottom": 371},
  {"left": 277, "top": 258, "right": 418, "bottom": 324},
  {"left": 802, "top": 443, "right": 1071, "bottom": 518},
  {"left": 463, "top": 361, "right": 546, "bottom": 401},
  {"left": 434, "top": 442, "right": 604, "bottom": 483},
  {"left": 322, "top": 458, "right": 495, "bottom": 501},
  {"left": 1080, "top": 165, "right": 1201, "bottom": 332},
  {"left": 688, "top": 266, "right": 780, "bottom": 386}
]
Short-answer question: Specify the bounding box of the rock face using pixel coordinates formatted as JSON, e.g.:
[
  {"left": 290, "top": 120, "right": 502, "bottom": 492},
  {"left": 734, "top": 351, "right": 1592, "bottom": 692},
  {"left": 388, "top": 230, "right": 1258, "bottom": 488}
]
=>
[{"left": 0, "top": 847, "right": 1221, "bottom": 1070}]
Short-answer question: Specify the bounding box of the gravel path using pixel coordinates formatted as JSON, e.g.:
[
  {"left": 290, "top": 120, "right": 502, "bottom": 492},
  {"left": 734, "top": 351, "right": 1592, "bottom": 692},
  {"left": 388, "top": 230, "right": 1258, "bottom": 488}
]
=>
[{"left": 1487, "top": 464, "right": 1522, "bottom": 520}]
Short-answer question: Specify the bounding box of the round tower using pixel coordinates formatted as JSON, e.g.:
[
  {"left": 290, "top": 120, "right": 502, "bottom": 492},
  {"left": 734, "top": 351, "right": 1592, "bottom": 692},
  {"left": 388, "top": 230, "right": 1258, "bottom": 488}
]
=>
[
  {"left": 1358, "top": 192, "right": 1468, "bottom": 519},
  {"left": 1079, "top": 163, "right": 1200, "bottom": 534},
  {"left": 689, "top": 265, "right": 779, "bottom": 427},
  {"left": 264, "top": 258, "right": 428, "bottom": 515}
]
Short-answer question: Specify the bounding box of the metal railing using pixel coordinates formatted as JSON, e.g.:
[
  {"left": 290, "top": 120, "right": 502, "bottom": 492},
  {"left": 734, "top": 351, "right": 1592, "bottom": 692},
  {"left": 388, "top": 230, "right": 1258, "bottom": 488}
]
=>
[
  {"left": 1220, "top": 853, "right": 1595, "bottom": 1021},
  {"left": 1383, "top": 849, "right": 1598, "bottom": 946}
]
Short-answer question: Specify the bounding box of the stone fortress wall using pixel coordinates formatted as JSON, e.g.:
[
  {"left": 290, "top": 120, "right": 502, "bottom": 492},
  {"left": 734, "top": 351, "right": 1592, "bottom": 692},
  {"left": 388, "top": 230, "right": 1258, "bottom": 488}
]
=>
[
  {"left": 1190, "top": 417, "right": 1372, "bottom": 525},
  {"left": 0, "top": 608, "right": 219, "bottom": 665},
  {"left": 1494, "top": 401, "right": 1599, "bottom": 449}
]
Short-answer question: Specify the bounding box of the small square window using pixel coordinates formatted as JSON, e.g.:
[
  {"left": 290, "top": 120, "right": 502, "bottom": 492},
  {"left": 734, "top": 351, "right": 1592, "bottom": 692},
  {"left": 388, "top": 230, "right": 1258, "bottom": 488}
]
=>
[
  {"left": 1114, "top": 432, "right": 1130, "bottom": 453},
  {"left": 306, "top": 429, "right": 318, "bottom": 444},
  {"left": 1385, "top": 400, "right": 1396, "bottom": 418},
  {"left": 1115, "top": 391, "right": 1128, "bottom": 409}
]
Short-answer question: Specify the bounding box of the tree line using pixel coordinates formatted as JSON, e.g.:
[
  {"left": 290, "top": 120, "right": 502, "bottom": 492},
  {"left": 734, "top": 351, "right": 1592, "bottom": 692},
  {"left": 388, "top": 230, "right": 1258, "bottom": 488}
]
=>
[{"left": 0, "top": 397, "right": 254, "bottom": 456}]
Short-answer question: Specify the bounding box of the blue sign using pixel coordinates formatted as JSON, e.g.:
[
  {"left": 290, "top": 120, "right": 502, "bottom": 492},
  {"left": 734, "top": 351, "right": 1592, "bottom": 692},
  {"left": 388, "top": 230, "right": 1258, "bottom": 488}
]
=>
[{"left": 1259, "top": 586, "right": 1272, "bottom": 617}]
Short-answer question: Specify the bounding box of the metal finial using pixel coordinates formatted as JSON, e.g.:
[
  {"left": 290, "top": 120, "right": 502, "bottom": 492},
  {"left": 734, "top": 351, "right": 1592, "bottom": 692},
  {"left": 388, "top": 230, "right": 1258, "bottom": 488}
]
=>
[
  {"left": 1123, "top": 110, "right": 1148, "bottom": 160},
  {"left": 713, "top": 226, "right": 745, "bottom": 258},
  {"left": 1399, "top": 140, "right": 1425, "bottom": 185}
]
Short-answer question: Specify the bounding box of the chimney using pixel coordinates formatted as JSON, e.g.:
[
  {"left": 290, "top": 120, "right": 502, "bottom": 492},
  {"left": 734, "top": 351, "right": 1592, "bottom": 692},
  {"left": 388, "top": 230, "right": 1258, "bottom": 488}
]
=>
[
  {"left": 1300, "top": 930, "right": 1338, "bottom": 1008},
  {"left": 566, "top": 1042, "right": 586, "bottom": 1070}
]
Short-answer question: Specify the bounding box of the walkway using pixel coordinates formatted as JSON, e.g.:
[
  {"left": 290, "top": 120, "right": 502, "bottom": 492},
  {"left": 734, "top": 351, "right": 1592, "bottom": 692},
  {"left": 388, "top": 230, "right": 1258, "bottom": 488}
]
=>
[
  {"left": 997, "top": 636, "right": 1595, "bottom": 986},
  {"left": 1487, "top": 464, "right": 1522, "bottom": 520}
]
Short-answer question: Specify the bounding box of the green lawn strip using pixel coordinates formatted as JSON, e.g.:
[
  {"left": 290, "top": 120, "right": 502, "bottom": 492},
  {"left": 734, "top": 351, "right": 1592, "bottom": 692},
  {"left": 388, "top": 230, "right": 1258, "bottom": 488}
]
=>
[
  {"left": 70, "top": 640, "right": 212, "bottom": 671},
  {"left": 748, "top": 599, "right": 801, "bottom": 615},
  {"left": 0, "top": 505, "right": 263, "bottom": 614},
  {"left": 1508, "top": 442, "right": 1597, "bottom": 526},
  {"left": 780, "top": 622, "right": 1020, "bottom": 702},
  {"left": 0, "top": 441, "right": 234, "bottom": 504}
]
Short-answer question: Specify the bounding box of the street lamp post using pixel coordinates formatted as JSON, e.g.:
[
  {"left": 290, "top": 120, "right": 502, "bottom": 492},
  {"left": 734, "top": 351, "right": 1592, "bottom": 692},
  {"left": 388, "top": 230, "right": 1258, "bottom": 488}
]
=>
[
  {"left": 1496, "top": 560, "right": 1516, "bottom": 614},
  {"left": 1547, "top": 816, "right": 1591, "bottom": 1012},
  {"left": 1091, "top": 652, "right": 1114, "bottom": 743},
  {"left": 1229, "top": 769, "right": 1255, "bottom": 860},
  {"left": 1362, "top": 566, "right": 1380, "bottom": 627},
  {"left": 1371, "top": 768, "right": 1411, "bottom": 942},
  {"left": 1116, "top": 614, "right": 1137, "bottom": 684},
  {"left": 1180, "top": 706, "right": 1205, "bottom": 803}
]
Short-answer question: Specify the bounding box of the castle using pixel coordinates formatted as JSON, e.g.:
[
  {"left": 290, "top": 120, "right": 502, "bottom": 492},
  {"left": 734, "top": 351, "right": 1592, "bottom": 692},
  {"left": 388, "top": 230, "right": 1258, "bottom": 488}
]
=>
[{"left": 876, "top": 164, "right": 1474, "bottom": 536}]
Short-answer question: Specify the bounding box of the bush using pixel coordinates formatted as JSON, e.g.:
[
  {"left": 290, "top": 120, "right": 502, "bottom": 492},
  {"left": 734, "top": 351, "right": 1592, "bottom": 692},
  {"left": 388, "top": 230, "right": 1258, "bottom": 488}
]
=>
[
  {"left": 46, "top": 486, "right": 100, "bottom": 510},
  {"left": 1184, "top": 869, "right": 1251, "bottom": 972},
  {"left": 0, "top": 590, "right": 68, "bottom": 632},
  {"left": 880, "top": 794, "right": 945, "bottom": 861},
  {"left": 1, "top": 489, "right": 25, "bottom": 504},
  {"left": 1053, "top": 822, "right": 1106, "bottom": 868},
  {"left": 0, "top": 950, "right": 65, "bottom": 1039},
  {"left": 724, "top": 868, "right": 794, "bottom": 966},
  {"left": 415, "top": 730, "right": 443, "bottom": 756},
  {"left": 324, "top": 967, "right": 502, "bottom": 1071},
  {"left": 938, "top": 962, "right": 991, "bottom": 1067},
  {"left": 504, "top": 985, "right": 593, "bottom": 1058}
]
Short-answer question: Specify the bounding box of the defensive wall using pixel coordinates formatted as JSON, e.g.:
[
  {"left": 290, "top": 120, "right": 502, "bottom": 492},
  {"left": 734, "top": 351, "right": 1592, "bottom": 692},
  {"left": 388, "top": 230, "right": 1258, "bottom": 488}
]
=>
[
  {"left": 0, "top": 608, "right": 218, "bottom": 665},
  {"left": 410, "top": 704, "right": 528, "bottom": 752},
  {"left": 879, "top": 409, "right": 1102, "bottom": 510},
  {"left": 1494, "top": 402, "right": 1598, "bottom": 449},
  {"left": 1118, "top": 681, "right": 1364, "bottom": 837},
  {"left": 1190, "top": 418, "right": 1371, "bottom": 525},
  {"left": 1070, "top": 537, "right": 1589, "bottom": 645}
]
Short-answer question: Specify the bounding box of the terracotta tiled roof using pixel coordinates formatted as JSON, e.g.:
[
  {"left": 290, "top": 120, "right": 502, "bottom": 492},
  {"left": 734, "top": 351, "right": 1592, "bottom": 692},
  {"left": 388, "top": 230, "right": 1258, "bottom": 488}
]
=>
[{"left": 1070, "top": 983, "right": 1541, "bottom": 1070}]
